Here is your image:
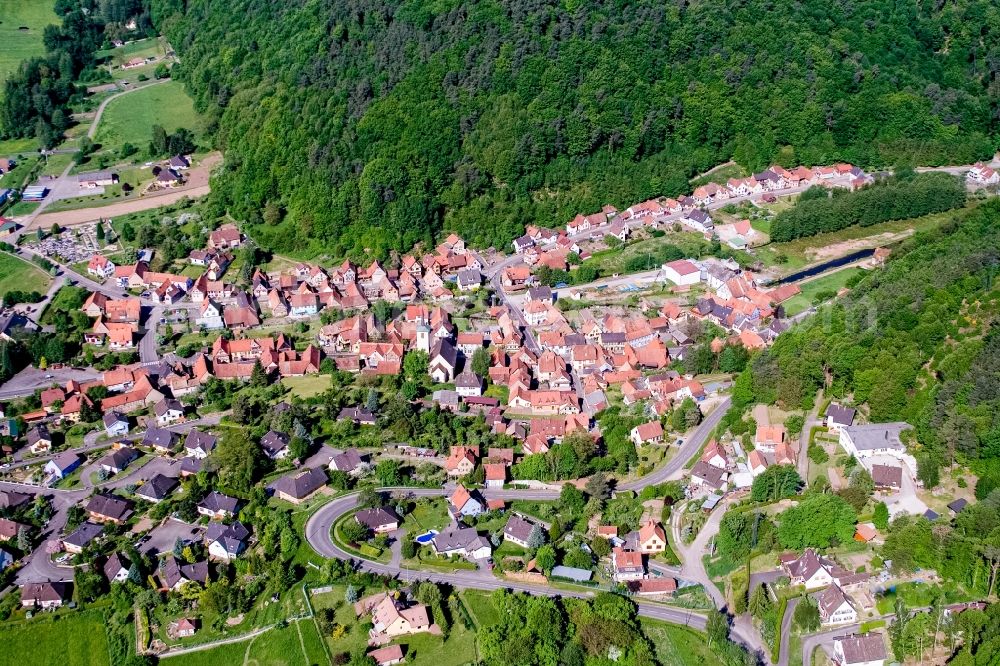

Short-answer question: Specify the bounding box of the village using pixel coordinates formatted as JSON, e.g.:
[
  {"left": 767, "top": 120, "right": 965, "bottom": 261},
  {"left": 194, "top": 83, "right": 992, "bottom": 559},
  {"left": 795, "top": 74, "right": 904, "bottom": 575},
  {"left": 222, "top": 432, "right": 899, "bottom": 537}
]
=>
[{"left": 0, "top": 157, "right": 996, "bottom": 666}]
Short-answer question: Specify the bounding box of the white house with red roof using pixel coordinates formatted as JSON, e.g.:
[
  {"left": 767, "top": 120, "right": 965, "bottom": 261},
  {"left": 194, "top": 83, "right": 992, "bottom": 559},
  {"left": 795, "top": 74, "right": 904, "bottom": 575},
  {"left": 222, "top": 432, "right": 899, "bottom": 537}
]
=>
[{"left": 87, "top": 255, "right": 116, "bottom": 279}]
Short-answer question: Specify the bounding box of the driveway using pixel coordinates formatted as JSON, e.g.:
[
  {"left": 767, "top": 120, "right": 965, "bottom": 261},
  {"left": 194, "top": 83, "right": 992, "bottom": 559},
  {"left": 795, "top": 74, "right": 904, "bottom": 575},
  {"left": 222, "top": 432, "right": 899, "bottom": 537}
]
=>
[{"left": 140, "top": 517, "right": 203, "bottom": 557}]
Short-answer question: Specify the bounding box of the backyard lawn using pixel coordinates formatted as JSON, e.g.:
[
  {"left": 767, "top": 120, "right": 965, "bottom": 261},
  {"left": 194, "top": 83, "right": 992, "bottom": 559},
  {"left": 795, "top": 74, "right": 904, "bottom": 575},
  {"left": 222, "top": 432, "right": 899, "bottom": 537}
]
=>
[
  {"left": 0, "top": 251, "right": 52, "bottom": 299},
  {"left": 0, "top": 610, "right": 110, "bottom": 666},
  {"left": 93, "top": 80, "right": 205, "bottom": 156},
  {"left": 0, "top": 0, "right": 59, "bottom": 91},
  {"left": 403, "top": 498, "right": 451, "bottom": 533},
  {"left": 782, "top": 266, "right": 866, "bottom": 316},
  {"left": 312, "top": 585, "right": 478, "bottom": 666}
]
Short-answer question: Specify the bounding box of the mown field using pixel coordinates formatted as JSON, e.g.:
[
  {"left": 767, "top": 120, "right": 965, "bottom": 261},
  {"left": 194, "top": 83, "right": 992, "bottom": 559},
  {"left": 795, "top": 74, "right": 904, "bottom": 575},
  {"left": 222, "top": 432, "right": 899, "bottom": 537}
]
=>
[
  {"left": 0, "top": 250, "right": 52, "bottom": 298},
  {"left": 0, "top": 0, "right": 58, "bottom": 89},
  {"left": 0, "top": 611, "right": 110, "bottom": 666},
  {"left": 93, "top": 80, "right": 205, "bottom": 156},
  {"left": 161, "top": 619, "right": 327, "bottom": 666}
]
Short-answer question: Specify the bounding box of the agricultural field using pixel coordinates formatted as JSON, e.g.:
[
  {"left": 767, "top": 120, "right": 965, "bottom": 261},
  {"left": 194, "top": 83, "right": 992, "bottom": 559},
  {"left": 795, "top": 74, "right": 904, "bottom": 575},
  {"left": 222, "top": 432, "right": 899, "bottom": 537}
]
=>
[
  {"left": 0, "top": 0, "right": 58, "bottom": 91},
  {"left": 781, "top": 266, "right": 866, "bottom": 316},
  {"left": 0, "top": 251, "right": 52, "bottom": 299},
  {"left": 93, "top": 80, "right": 205, "bottom": 157},
  {"left": 0, "top": 611, "right": 110, "bottom": 666}
]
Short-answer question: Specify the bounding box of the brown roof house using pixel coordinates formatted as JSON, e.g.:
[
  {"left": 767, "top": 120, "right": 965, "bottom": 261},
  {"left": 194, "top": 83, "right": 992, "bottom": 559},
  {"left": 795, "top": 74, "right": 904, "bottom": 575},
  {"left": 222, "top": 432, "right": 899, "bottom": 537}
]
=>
[
  {"left": 630, "top": 421, "right": 664, "bottom": 446},
  {"left": 355, "top": 507, "right": 401, "bottom": 534},
  {"left": 611, "top": 547, "right": 644, "bottom": 582},
  {"left": 832, "top": 633, "right": 887, "bottom": 666},
  {"left": 636, "top": 520, "right": 667, "bottom": 553},
  {"left": 270, "top": 467, "right": 327, "bottom": 504},
  {"left": 355, "top": 592, "right": 433, "bottom": 645},
  {"left": 818, "top": 584, "right": 858, "bottom": 626},
  {"left": 368, "top": 645, "right": 405, "bottom": 666},
  {"left": 86, "top": 493, "right": 134, "bottom": 524},
  {"left": 20, "top": 581, "right": 70, "bottom": 609}
]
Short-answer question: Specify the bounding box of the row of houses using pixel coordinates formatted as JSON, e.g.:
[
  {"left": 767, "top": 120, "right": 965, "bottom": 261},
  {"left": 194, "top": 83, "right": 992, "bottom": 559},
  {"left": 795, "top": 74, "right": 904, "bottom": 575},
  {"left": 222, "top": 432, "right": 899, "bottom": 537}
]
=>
[{"left": 560, "top": 162, "right": 869, "bottom": 238}]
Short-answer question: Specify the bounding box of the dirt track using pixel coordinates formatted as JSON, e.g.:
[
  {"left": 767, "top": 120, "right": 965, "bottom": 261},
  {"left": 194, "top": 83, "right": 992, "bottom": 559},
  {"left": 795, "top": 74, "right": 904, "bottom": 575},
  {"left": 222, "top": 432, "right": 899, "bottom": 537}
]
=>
[{"left": 30, "top": 153, "right": 220, "bottom": 229}]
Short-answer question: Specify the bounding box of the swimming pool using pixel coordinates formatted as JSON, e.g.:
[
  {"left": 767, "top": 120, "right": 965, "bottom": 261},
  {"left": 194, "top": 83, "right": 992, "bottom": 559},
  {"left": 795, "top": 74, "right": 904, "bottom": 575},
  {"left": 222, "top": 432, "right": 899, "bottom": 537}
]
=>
[{"left": 414, "top": 530, "right": 438, "bottom": 544}]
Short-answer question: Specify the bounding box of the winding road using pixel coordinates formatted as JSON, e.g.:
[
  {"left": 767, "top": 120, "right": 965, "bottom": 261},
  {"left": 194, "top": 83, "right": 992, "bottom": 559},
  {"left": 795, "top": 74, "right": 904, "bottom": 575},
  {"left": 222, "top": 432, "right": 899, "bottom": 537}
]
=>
[
  {"left": 303, "top": 392, "right": 773, "bottom": 661},
  {"left": 305, "top": 488, "right": 711, "bottom": 631}
]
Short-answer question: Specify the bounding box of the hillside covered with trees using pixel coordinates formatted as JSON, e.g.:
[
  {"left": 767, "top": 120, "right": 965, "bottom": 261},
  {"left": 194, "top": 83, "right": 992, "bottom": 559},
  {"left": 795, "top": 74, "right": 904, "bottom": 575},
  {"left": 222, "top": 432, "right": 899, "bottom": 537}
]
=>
[
  {"left": 148, "top": 0, "right": 1000, "bottom": 257},
  {"left": 727, "top": 199, "right": 1000, "bottom": 498}
]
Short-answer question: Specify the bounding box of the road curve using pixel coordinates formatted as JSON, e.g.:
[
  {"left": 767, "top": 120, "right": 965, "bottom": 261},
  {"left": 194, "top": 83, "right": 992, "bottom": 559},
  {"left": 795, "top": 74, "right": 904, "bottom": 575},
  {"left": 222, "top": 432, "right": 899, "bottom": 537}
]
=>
[
  {"left": 87, "top": 79, "right": 171, "bottom": 141},
  {"left": 304, "top": 487, "right": 708, "bottom": 630},
  {"left": 621, "top": 395, "right": 731, "bottom": 490}
]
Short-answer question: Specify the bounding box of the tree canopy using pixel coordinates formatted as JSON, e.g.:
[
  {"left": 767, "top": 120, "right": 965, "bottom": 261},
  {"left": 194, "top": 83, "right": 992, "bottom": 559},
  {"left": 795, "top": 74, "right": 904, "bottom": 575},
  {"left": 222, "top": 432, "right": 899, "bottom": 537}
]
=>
[
  {"left": 776, "top": 493, "right": 857, "bottom": 549},
  {"left": 147, "top": 0, "right": 998, "bottom": 257}
]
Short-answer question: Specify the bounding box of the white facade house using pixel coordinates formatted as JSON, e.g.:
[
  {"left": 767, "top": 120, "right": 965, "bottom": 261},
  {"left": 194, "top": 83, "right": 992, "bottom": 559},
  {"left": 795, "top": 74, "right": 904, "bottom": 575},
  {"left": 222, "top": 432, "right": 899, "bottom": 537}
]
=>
[
  {"left": 819, "top": 585, "right": 858, "bottom": 626},
  {"left": 839, "top": 422, "right": 917, "bottom": 473},
  {"left": 661, "top": 259, "right": 701, "bottom": 286},
  {"left": 968, "top": 163, "right": 1000, "bottom": 185}
]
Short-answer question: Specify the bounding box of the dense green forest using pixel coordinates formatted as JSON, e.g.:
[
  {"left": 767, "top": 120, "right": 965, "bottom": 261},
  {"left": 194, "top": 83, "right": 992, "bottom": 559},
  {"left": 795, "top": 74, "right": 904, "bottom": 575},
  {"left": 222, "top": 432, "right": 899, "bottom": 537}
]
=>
[
  {"left": 148, "top": 0, "right": 999, "bottom": 257},
  {"left": 769, "top": 172, "right": 967, "bottom": 242},
  {"left": 728, "top": 199, "right": 1000, "bottom": 496}
]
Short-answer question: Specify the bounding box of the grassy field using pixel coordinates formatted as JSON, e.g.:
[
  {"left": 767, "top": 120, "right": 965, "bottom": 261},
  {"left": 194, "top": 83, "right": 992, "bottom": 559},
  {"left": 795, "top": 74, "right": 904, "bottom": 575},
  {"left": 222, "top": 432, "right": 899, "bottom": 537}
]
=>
[
  {"left": 0, "top": 611, "right": 110, "bottom": 666},
  {"left": 782, "top": 266, "right": 866, "bottom": 316},
  {"left": 6, "top": 201, "right": 39, "bottom": 217},
  {"left": 460, "top": 589, "right": 500, "bottom": 629},
  {"left": 162, "top": 619, "right": 325, "bottom": 666},
  {"left": 639, "top": 619, "right": 718, "bottom": 666},
  {"left": 0, "top": 136, "right": 41, "bottom": 159},
  {"left": 585, "top": 231, "right": 712, "bottom": 275},
  {"left": 281, "top": 374, "right": 332, "bottom": 399},
  {"left": 93, "top": 80, "right": 204, "bottom": 156},
  {"left": 312, "top": 585, "right": 477, "bottom": 666},
  {"left": 0, "top": 250, "right": 52, "bottom": 298},
  {"left": 96, "top": 37, "right": 167, "bottom": 62},
  {"left": 0, "top": 0, "right": 59, "bottom": 91},
  {"left": 690, "top": 162, "right": 745, "bottom": 187}
]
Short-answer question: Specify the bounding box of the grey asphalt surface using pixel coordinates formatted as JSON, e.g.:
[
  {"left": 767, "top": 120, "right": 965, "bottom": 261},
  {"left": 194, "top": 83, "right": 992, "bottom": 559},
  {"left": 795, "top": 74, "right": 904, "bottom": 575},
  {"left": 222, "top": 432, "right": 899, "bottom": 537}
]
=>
[
  {"left": 0, "top": 365, "right": 103, "bottom": 401},
  {"left": 620, "top": 395, "right": 731, "bottom": 490},
  {"left": 778, "top": 597, "right": 800, "bottom": 666}
]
